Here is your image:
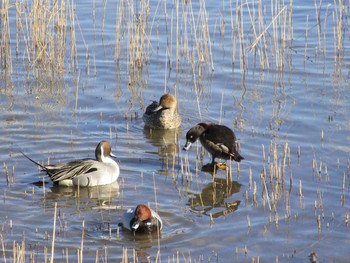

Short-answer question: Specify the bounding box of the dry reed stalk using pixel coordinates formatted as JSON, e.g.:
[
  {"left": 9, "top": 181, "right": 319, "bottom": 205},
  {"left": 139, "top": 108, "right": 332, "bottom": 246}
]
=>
[
  {"left": 1, "top": 234, "right": 6, "bottom": 263},
  {"left": 114, "top": 0, "right": 125, "bottom": 63},
  {"left": 121, "top": 247, "right": 127, "bottom": 263},
  {"left": 200, "top": 0, "right": 214, "bottom": 71},
  {"left": 101, "top": 0, "right": 107, "bottom": 38},
  {"left": 51, "top": 202, "right": 57, "bottom": 262},
  {"left": 0, "top": 0, "right": 13, "bottom": 73},
  {"left": 15, "top": 0, "right": 22, "bottom": 57},
  {"left": 80, "top": 220, "right": 85, "bottom": 263},
  {"left": 248, "top": 5, "right": 287, "bottom": 49},
  {"left": 175, "top": 0, "right": 179, "bottom": 72},
  {"left": 261, "top": 2, "right": 269, "bottom": 66},
  {"left": 12, "top": 241, "right": 15, "bottom": 263},
  {"left": 126, "top": 0, "right": 150, "bottom": 82},
  {"left": 253, "top": 181, "right": 257, "bottom": 206},
  {"left": 230, "top": 0, "right": 238, "bottom": 69},
  {"left": 209, "top": 213, "right": 214, "bottom": 226},
  {"left": 271, "top": 1, "right": 285, "bottom": 71},
  {"left": 314, "top": 0, "right": 322, "bottom": 49},
  {"left": 249, "top": 168, "right": 252, "bottom": 190},
  {"left": 341, "top": 172, "right": 345, "bottom": 195},
  {"left": 229, "top": 160, "right": 233, "bottom": 180},
  {"left": 4, "top": 162, "right": 9, "bottom": 185},
  {"left": 324, "top": 164, "right": 329, "bottom": 182},
  {"left": 262, "top": 144, "right": 265, "bottom": 161},
  {"left": 69, "top": 0, "right": 78, "bottom": 71},
  {"left": 335, "top": 0, "right": 343, "bottom": 68},
  {"left": 93, "top": 249, "right": 98, "bottom": 263},
  {"left": 285, "top": 190, "right": 290, "bottom": 218},
  {"left": 321, "top": 3, "right": 328, "bottom": 70},
  {"left": 238, "top": 3, "right": 246, "bottom": 78},
  {"left": 11, "top": 166, "right": 14, "bottom": 185},
  {"left": 274, "top": 211, "right": 279, "bottom": 227}
]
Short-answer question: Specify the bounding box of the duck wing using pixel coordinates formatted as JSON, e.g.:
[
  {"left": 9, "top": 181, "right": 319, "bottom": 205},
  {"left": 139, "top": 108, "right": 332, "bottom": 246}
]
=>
[
  {"left": 144, "top": 101, "right": 159, "bottom": 115},
  {"left": 202, "top": 125, "right": 244, "bottom": 162},
  {"left": 44, "top": 159, "right": 97, "bottom": 182},
  {"left": 203, "top": 125, "right": 236, "bottom": 149}
]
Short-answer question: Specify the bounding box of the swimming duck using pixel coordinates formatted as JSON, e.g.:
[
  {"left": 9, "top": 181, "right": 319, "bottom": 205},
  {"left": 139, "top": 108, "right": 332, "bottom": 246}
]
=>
[
  {"left": 183, "top": 123, "right": 244, "bottom": 167},
  {"left": 22, "top": 141, "right": 120, "bottom": 187},
  {"left": 143, "top": 94, "right": 181, "bottom": 129},
  {"left": 120, "top": 204, "right": 163, "bottom": 234}
]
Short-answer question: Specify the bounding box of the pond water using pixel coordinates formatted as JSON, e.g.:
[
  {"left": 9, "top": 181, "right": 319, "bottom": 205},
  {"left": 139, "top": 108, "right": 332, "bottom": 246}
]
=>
[{"left": 1, "top": 0, "right": 349, "bottom": 262}]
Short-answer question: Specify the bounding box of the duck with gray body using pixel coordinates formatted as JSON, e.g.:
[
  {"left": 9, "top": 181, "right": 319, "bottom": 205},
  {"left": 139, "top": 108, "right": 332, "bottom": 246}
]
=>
[
  {"left": 22, "top": 141, "right": 120, "bottom": 187},
  {"left": 183, "top": 122, "right": 244, "bottom": 164}
]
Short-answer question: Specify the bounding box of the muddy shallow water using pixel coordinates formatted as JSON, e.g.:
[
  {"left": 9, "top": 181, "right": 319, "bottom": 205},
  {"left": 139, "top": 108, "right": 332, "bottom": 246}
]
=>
[{"left": 1, "top": 0, "right": 350, "bottom": 262}]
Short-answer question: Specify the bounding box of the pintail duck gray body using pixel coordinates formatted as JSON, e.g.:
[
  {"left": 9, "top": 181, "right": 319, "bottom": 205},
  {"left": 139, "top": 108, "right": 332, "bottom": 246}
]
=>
[
  {"left": 143, "top": 94, "right": 181, "bottom": 129},
  {"left": 183, "top": 122, "right": 244, "bottom": 164},
  {"left": 121, "top": 204, "right": 163, "bottom": 234},
  {"left": 22, "top": 141, "right": 120, "bottom": 187}
]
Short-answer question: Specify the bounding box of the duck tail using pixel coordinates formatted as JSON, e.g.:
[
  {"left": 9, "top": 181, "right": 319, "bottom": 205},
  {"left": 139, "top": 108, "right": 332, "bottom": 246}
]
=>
[
  {"left": 233, "top": 154, "right": 244, "bottom": 162},
  {"left": 20, "top": 150, "right": 46, "bottom": 170}
]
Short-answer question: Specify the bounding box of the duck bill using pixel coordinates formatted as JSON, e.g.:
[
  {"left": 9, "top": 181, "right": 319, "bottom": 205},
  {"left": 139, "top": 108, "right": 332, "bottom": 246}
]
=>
[
  {"left": 183, "top": 141, "right": 192, "bottom": 151},
  {"left": 110, "top": 152, "right": 117, "bottom": 158},
  {"left": 152, "top": 105, "right": 163, "bottom": 112},
  {"left": 131, "top": 220, "right": 140, "bottom": 231}
]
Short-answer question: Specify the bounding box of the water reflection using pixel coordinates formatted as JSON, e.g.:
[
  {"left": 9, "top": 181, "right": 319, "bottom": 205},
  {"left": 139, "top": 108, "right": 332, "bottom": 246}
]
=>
[
  {"left": 101, "top": 218, "right": 162, "bottom": 263},
  {"left": 187, "top": 178, "right": 241, "bottom": 218},
  {"left": 42, "top": 182, "right": 120, "bottom": 208},
  {"left": 143, "top": 127, "right": 181, "bottom": 175},
  {"left": 118, "top": 229, "right": 162, "bottom": 263}
]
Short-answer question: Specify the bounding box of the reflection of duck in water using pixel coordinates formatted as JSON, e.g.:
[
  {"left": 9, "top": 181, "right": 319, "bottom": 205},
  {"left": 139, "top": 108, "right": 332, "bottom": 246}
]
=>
[
  {"left": 143, "top": 94, "right": 181, "bottom": 129},
  {"left": 46, "top": 181, "right": 120, "bottom": 208},
  {"left": 143, "top": 127, "right": 181, "bottom": 158},
  {"left": 187, "top": 178, "right": 241, "bottom": 218}
]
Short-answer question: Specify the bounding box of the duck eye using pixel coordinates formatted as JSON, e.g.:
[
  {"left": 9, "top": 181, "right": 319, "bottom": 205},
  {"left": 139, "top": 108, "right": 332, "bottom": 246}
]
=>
[{"left": 190, "top": 135, "right": 193, "bottom": 139}]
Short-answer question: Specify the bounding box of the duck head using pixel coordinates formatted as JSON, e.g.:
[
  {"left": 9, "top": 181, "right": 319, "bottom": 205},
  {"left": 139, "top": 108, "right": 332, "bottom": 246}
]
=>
[
  {"left": 183, "top": 123, "right": 207, "bottom": 150},
  {"left": 95, "top": 141, "right": 117, "bottom": 162},
  {"left": 130, "top": 204, "right": 152, "bottom": 231},
  {"left": 153, "top": 94, "right": 178, "bottom": 112}
]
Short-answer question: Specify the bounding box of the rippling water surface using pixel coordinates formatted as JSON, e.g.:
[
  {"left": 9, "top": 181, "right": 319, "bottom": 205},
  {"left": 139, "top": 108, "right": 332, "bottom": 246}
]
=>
[{"left": 1, "top": 0, "right": 349, "bottom": 262}]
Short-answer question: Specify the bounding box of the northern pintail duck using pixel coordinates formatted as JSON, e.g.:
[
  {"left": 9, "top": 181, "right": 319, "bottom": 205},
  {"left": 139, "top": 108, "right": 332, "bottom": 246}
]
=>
[
  {"left": 143, "top": 94, "right": 181, "bottom": 129},
  {"left": 120, "top": 204, "right": 163, "bottom": 234},
  {"left": 22, "top": 141, "right": 120, "bottom": 187},
  {"left": 183, "top": 123, "right": 244, "bottom": 166}
]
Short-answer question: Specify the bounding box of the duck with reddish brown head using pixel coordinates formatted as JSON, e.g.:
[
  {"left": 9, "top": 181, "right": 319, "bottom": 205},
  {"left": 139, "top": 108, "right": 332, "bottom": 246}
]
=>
[{"left": 121, "top": 204, "right": 163, "bottom": 234}]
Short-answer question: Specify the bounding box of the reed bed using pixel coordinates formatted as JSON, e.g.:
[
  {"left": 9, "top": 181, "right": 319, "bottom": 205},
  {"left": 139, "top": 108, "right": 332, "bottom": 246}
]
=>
[
  {"left": 0, "top": 0, "right": 77, "bottom": 84},
  {"left": 1, "top": 0, "right": 347, "bottom": 87}
]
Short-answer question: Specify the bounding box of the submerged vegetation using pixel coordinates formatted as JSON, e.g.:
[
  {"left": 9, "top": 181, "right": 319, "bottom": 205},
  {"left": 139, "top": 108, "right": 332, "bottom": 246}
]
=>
[{"left": 0, "top": 0, "right": 349, "bottom": 262}]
